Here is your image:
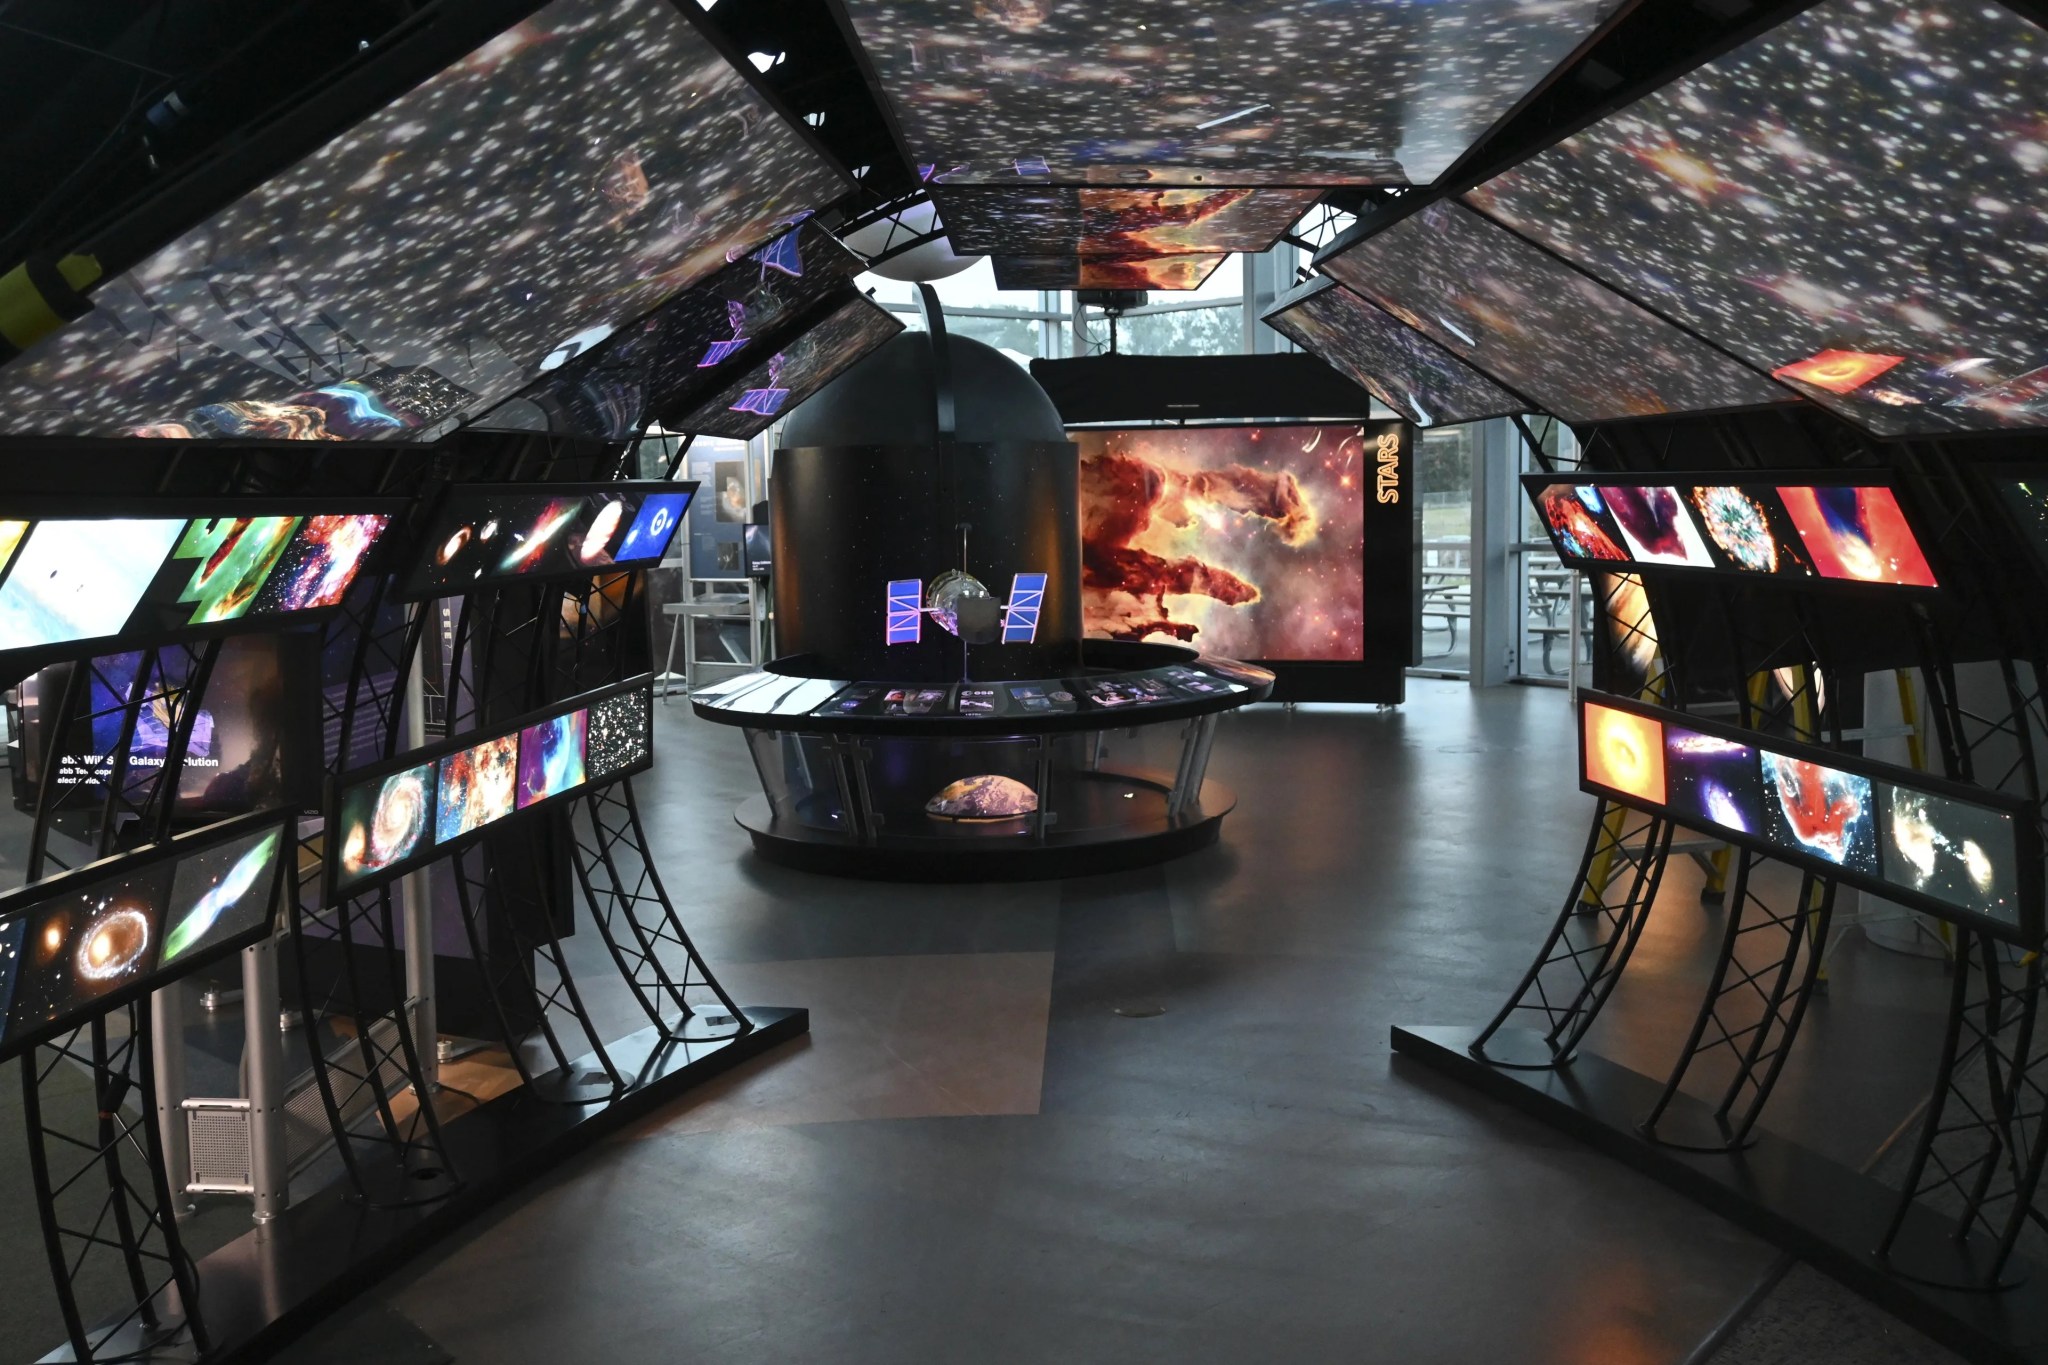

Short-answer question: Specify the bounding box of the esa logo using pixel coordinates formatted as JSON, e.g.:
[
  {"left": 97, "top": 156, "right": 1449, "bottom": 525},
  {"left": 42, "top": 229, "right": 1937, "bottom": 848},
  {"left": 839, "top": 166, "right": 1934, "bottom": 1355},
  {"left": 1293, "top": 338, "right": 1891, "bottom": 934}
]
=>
[{"left": 1375, "top": 431, "right": 1402, "bottom": 504}]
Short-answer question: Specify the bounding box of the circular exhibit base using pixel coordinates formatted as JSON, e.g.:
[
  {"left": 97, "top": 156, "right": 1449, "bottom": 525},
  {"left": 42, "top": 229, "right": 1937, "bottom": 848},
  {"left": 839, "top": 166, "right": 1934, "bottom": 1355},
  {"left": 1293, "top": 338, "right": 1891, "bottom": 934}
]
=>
[{"left": 735, "top": 779, "right": 1237, "bottom": 882}]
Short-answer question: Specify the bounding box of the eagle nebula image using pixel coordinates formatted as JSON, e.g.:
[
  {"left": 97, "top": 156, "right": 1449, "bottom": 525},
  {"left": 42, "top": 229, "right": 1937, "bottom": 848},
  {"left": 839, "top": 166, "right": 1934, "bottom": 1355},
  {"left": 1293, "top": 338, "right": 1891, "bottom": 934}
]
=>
[
  {"left": 162, "top": 829, "right": 283, "bottom": 964},
  {"left": 1688, "top": 486, "right": 1807, "bottom": 575},
  {"left": 1604, "top": 485, "right": 1716, "bottom": 567},
  {"left": 1536, "top": 485, "right": 1630, "bottom": 562},
  {"left": 1582, "top": 701, "right": 1666, "bottom": 805},
  {"left": 1761, "top": 751, "right": 1879, "bottom": 874},
  {"left": 1880, "top": 785, "right": 2016, "bottom": 922},
  {"left": 436, "top": 736, "right": 520, "bottom": 843},
  {"left": 1075, "top": 425, "right": 1364, "bottom": 661},
  {"left": 1777, "top": 486, "right": 1938, "bottom": 587},
  {"left": 1664, "top": 727, "right": 1761, "bottom": 834},
  {"left": 518, "top": 708, "right": 589, "bottom": 809},
  {"left": 338, "top": 761, "right": 436, "bottom": 884}
]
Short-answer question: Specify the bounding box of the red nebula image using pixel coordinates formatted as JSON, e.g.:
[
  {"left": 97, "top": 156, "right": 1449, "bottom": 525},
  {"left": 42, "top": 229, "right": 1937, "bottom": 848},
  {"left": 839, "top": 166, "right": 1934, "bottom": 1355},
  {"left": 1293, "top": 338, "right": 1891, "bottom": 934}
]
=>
[
  {"left": 1075, "top": 254, "right": 1226, "bottom": 291},
  {"left": 1777, "top": 485, "right": 1937, "bottom": 587},
  {"left": 1582, "top": 701, "right": 1666, "bottom": 804},
  {"left": 1075, "top": 425, "right": 1364, "bottom": 660},
  {"left": 1772, "top": 350, "right": 1905, "bottom": 395}
]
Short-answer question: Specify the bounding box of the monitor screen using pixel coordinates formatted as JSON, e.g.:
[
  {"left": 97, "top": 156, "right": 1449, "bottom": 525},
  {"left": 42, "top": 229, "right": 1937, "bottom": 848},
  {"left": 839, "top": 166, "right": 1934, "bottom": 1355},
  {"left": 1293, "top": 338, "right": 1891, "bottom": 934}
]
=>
[
  {"left": 1683, "top": 487, "right": 1813, "bottom": 577},
  {"left": 585, "top": 688, "right": 651, "bottom": 777},
  {"left": 1663, "top": 725, "right": 1763, "bottom": 837},
  {"left": 1776, "top": 486, "right": 1938, "bottom": 587},
  {"left": 517, "top": 709, "right": 589, "bottom": 809},
  {"left": 939, "top": 187, "right": 1323, "bottom": 256},
  {"left": 1320, "top": 200, "right": 1794, "bottom": 423},
  {"left": 402, "top": 483, "right": 693, "bottom": 598},
  {"left": 1462, "top": 0, "right": 2048, "bottom": 436},
  {"left": 1878, "top": 784, "right": 2021, "bottom": 925},
  {"left": 0, "top": 0, "right": 846, "bottom": 439},
  {"left": 1582, "top": 699, "right": 1666, "bottom": 805},
  {"left": 992, "top": 255, "right": 1227, "bottom": 292},
  {"left": 435, "top": 735, "right": 520, "bottom": 843},
  {"left": 0, "top": 520, "right": 188, "bottom": 653},
  {"left": 840, "top": 0, "right": 1626, "bottom": 185},
  {"left": 1760, "top": 749, "right": 1880, "bottom": 875},
  {"left": 1992, "top": 472, "right": 2048, "bottom": 582},
  {"left": 1262, "top": 279, "right": 1527, "bottom": 427},
  {"left": 744, "top": 523, "right": 773, "bottom": 575},
  {"left": 666, "top": 294, "right": 904, "bottom": 439},
  {"left": 6, "top": 866, "right": 175, "bottom": 1043},
  {"left": 160, "top": 825, "right": 285, "bottom": 966},
  {"left": 1072, "top": 423, "right": 1377, "bottom": 662},
  {"left": 335, "top": 761, "right": 437, "bottom": 887}
]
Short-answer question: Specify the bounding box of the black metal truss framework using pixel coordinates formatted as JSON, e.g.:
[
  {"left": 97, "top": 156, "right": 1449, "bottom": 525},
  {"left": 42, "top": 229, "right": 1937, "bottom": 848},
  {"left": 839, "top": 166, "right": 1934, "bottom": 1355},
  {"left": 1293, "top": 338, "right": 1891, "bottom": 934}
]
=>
[{"left": 19, "top": 1005, "right": 206, "bottom": 1363}]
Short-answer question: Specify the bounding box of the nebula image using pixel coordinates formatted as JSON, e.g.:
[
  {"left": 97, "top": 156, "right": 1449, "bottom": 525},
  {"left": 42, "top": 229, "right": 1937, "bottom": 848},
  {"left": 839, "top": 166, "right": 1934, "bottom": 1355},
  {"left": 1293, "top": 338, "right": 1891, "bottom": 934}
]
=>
[
  {"left": 941, "top": 187, "right": 1325, "bottom": 256},
  {"left": 1773, "top": 350, "right": 1905, "bottom": 395},
  {"left": 1076, "top": 425, "right": 1365, "bottom": 660},
  {"left": 1778, "top": 486, "right": 1937, "bottom": 587},
  {"left": 1879, "top": 785, "right": 2017, "bottom": 922},
  {"left": 518, "top": 709, "right": 589, "bottom": 808},
  {"left": 498, "top": 499, "right": 582, "bottom": 574},
  {"left": 252, "top": 514, "right": 392, "bottom": 612},
  {"left": 172, "top": 516, "right": 302, "bottom": 623},
  {"left": 992, "top": 253, "right": 1227, "bottom": 291},
  {"left": 1583, "top": 701, "right": 1666, "bottom": 805},
  {"left": 0, "top": 519, "right": 187, "bottom": 653},
  {"left": 1464, "top": 0, "right": 2048, "bottom": 435},
  {"left": 1664, "top": 726, "right": 1762, "bottom": 834},
  {"left": 1760, "top": 751, "right": 1879, "bottom": 873},
  {"left": 579, "top": 500, "right": 627, "bottom": 563},
  {"left": 435, "top": 736, "right": 520, "bottom": 842},
  {"left": 162, "top": 829, "right": 283, "bottom": 964},
  {"left": 585, "top": 689, "right": 651, "bottom": 776},
  {"left": 7, "top": 869, "right": 173, "bottom": 1039},
  {"left": 673, "top": 294, "right": 901, "bottom": 440},
  {"left": 0, "top": 0, "right": 846, "bottom": 440},
  {"left": 1689, "top": 486, "right": 1806, "bottom": 575},
  {"left": 1536, "top": 484, "right": 1630, "bottom": 562},
  {"left": 1265, "top": 281, "right": 1526, "bottom": 428},
  {"left": 925, "top": 774, "right": 1039, "bottom": 822},
  {"left": 614, "top": 492, "right": 691, "bottom": 563},
  {"left": 1604, "top": 485, "right": 1716, "bottom": 567},
  {"left": 338, "top": 762, "right": 435, "bottom": 882}
]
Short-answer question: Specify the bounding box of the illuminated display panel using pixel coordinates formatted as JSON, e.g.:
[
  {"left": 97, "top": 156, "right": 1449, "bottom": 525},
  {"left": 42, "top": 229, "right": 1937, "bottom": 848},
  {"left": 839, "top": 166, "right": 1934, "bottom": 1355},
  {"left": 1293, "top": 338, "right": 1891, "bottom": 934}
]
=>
[
  {"left": 1073, "top": 424, "right": 1377, "bottom": 662},
  {"left": 840, "top": 0, "right": 1625, "bottom": 185},
  {"left": 401, "top": 481, "right": 694, "bottom": 600},
  {"left": 667, "top": 294, "right": 903, "bottom": 439},
  {"left": 0, "top": 814, "right": 290, "bottom": 1060},
  {"left": 1777, "top": 486, "right": 1939, "bottom": 587},
  {"left": 938, "top": 187, "right": 1322, "bottom": 255},
  {"left": 1604, "top": 486, "right": 1714, "bottom": 568},
  {"left": 1463, "top": 0, "right": 2048, "bottom": 436},
  {"left": 1578, "top": 692, "right": 2039, "bottom": 942},
  {"left": 1321, "top": 200, "right": 1794, "bottom": 422},
  {"left": 992, "top": 255, "right": 1227, "bottom": 292},
  {"left": 1263, "top": 279, "right": 1526, "bottom": 427},
  {"left": 328, "top": 678, "right": 653, "bottom": 896},
  {"left": 0, "top": 0, "right": 846, "bottom": 439}
]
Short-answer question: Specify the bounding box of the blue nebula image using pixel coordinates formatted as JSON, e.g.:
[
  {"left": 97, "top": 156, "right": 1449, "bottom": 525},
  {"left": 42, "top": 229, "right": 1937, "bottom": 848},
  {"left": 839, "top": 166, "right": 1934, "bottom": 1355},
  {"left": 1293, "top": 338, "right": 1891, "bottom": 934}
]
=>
[
  {"left": 614, "top": 492, "right": 691, "bottom": 563},
  {"left": 518, "top": 709, "right": 588, "bottom": 809}
]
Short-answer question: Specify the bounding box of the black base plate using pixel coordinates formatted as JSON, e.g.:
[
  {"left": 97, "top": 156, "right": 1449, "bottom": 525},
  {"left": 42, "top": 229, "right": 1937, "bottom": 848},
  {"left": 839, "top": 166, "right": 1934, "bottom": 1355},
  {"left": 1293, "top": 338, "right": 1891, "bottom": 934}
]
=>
[{"left": 1392, "top": 1025, "right": 2048, "bottom": 1365}]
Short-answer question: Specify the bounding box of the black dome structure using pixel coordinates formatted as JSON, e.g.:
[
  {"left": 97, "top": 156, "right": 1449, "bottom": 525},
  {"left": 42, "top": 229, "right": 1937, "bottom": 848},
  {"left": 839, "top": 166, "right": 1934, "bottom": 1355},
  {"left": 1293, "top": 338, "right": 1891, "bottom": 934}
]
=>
[{"left": 782, "top": 326, "right": 1067, "bottom": 448}]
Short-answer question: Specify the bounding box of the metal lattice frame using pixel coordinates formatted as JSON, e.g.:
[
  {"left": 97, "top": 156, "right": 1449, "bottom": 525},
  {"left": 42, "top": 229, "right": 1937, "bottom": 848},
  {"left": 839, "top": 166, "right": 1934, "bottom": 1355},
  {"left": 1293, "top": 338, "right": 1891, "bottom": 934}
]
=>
[{"left": 19, "top": 1006, "right": 206, "bottom": 1362}]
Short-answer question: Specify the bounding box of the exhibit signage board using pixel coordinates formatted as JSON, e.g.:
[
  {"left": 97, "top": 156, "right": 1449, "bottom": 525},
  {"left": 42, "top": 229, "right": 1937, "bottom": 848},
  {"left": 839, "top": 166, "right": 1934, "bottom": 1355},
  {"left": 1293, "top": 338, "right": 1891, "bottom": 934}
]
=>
[
  {"left": 399, "top": 482, "right": 696, "bottom": 600},
  {"left": 1576, "top": 689, "right": 2042, "bottom": 945}
]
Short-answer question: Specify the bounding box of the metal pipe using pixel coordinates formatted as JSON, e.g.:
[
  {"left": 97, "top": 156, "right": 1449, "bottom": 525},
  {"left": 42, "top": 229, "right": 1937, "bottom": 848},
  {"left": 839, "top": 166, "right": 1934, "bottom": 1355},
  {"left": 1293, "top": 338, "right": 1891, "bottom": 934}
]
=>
[
  {"left": 400, "top": 607, "right": 439, "bottom": 1092},
  {"left": 151, "top": 980, "right": 192, "bottom": 1217},
  {"left": 242, "top": 933, "right": 288, "bottom": 1226}
]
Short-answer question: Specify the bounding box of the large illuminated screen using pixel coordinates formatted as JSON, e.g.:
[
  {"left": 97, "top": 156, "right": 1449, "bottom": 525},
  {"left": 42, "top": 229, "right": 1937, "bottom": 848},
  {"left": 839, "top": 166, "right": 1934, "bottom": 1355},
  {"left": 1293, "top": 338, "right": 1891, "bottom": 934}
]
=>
[
  {"left": 0, "top": 0, "right": 845, "bottom": 439},
  {"left": 1074, "top": 425, "right": 1367, "bottom": 661},
  {"left": 336, "top": 762, "right": 436, "bottom": 885},
  {"left": 1321, "top": 201, "right": 1793, "bottom": 423},
  {"left": 1463, "top": 0, "right": 2048, "bottom": 435},
  {"left": 1262, "top": 281, "right": 1525, "bottom": 428},
  {"left": 939, "top": 188, "right": 1322, "bottom": 256},
  {"left": 404, "top": 484, "right": 692, "bottom": 598},
  {"left": 1777, "top": 486, "right": 1937, "bottom": 587},
  {"left": 436, "top": 736, "right": 520, "bottom": 843},
  {"left": 1880, "top": 785, "right": 2019, "bottom": 924},
  {"left": 667, "top": 295, "right": 903, "bottom": 439},
  {"left": 0, "top": 520, "right": 186, "bottom": 652},
  {"left": 1760, "top": 751, "right": 1879, "bottom": 875},
  {"left": 1603, "top": 486, "right": 1714, "bottom": 568},
  {"left": 1993, "top": 474, "right": 2048, "bottom": 582},
  {"left": 841, "top": 0, "right": 1625, "bottom": 185},
  {"left": 1582, "top": 701, "right": 1665, "bottom": 805},
  {"left": 518, "top": 710, "right": 589, "bottom": 808},
  {"left": 161, "top": 827, "right": 284, "bottom": 965},
  {"left": 1686, "top": 487, "right": 1810, "bottom": 576},
  {"left": 1663, "top": 726, "right": 1761, "bottom": 836},
  {"left": 992, "top": 255, "right": 1226, "bottom": 292},
  {"left": 1535, "top": 485, "right": 1629, "bottom": 562}
]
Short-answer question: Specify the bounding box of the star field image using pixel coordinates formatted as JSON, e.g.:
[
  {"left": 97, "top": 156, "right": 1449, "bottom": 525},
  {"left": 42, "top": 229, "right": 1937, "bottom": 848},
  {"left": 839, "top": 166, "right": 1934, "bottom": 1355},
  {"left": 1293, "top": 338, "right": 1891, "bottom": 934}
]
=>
[
  {"left": 0, "top": 0, "right": 845, "bottom": 439},
  {"left": 840, "top": 0, "right": 1623, "bottom": 184},
  {"left": 1321, "top": 200, "right": 1795, "bottom": 423},
  {"left": 1264, "top": 279, "right": 1526, "bottom": 427},
  {"left": 1993, "top": 474, "right": 2048, "bottom": 581},
  {"left": 586, "top": 689, "right": 651, "bottom": 777},
  {"left": 993, "top": 254, "right": 1227, "bottom": 290},
  {"left": 668, "top": 294, "right": 903, "bottom": 439},
  {"left": 937, "top": 187, "right": 1321, "bottom": 255},
  {"left": 1464, "top": 0, "right": 2048, "bottom": 435},
  {"left": 1074, "top": 424, "right": 1370, "bottom": 661}
]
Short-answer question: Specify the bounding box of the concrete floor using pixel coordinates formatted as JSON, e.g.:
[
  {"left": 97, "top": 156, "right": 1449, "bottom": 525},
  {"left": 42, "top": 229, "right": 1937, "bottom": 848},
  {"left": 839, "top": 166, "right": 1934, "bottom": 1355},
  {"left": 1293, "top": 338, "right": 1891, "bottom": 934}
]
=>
[{"left": 1, "top": 679, "right": 1975, "bottom": 1362}]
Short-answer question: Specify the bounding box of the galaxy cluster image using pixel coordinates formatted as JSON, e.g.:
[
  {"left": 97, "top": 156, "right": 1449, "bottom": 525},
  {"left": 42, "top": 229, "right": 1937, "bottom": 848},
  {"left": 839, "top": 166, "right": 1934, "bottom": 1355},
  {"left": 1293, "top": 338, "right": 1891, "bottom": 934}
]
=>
[
  {"left": 518, "top": 709, "right": 589, "bottom": 808},
  {"left": 992, "top": 254, "right": 1227, "bottom": 291},
  {"left": 405, "top": 486, "right": 692, "bottom": 597},
  {"left": 1777, "top": 486, "right": 1937, "bottom": 587},
  {"left": 1075, "top": 425, "right": 1367, "bottom": 661},
  {"left": 1604, "top": 486, "right": 1715, "bottom": 567},
  {"left": 938, "top": 187, "right": 1321, "bottom": 256},
  {"left": 840, "top": 0, "right": 1622, "bottom": 185},
  {"left": 162, "top": 828, "right": 284, "bottom": 964},
  {"left": 669, "top": 294, "right": 903, "bottom": 440},
  {"left": 1322, "top": 201, "right": 1793, "bottom": 423},
  {"left": 1663, "top": 727, "right": 1761, "bottom": 835},
  {"left": 0, "top": 519, "right": 188, "bottom": 654},
  {"left": 6, "top": 868, "right": 173, "bottom": 1043},
  {"left": 586, "top": 689, "right": 651, "bottom": 776},
  {"left": 1264, "top": 281, "right": 1525, "bottom": 428},
  {"left": 1761, "top": 752, "right": 1879, "bottom": 875},
  {"left": 1687, "top": 486, "right": 1808, "bottom": 575},
  {"left": 1535, "top": 485, "right": 1629, "bottom": 562},
  {"left": 0, "top": 0, "right": 845, "bottom": 439},
  {"left": 1879, "top": 785, "right": 2017, "bottom": 922},
  {"left": 1463, "top": 0, "right": 2048, "bottom": 435},
  {"left": 436, "top": 736, "right": 520, "bottom": 843},
  {"left": 337, "top": 762, "right": 436, "bottom": 885},
  {"left": 1582, "top": 701, "right": 1666, "bottom": 805}
]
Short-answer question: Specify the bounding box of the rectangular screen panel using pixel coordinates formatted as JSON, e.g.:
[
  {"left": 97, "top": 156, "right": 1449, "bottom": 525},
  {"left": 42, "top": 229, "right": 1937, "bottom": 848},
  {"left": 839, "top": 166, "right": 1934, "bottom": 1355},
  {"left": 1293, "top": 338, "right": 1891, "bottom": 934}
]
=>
[
  {"left": 992, "top": 255, "right": 1227, "bottom": 292},
  {"left": 517, "top": 709, "right": 589, "bottom": 809},
  {"left": 435, "top": 736, "right": 520, "bottom": 843},
  {"left": 1262, "top": 279, "right": 1527, "bottom": 427},
  {"left": 1463, "top": 0, "right": 2048, "bottom": 437},
  {"left": 159, "top": 825, "right": 287, "bottom": 966},
  {"left": 666, "top": 294, "right": 903, "bottom": 439},
  {"left": 940, "top": 187, "right": 1322, "bottom": 255},
  {"left": 401, "top": 482, "right": 694, "bottom": 600},
  {"left": 0, "top": 520, "right": 187, "bottom": 653},
  {"left": 1776, "top": 486, "right": 1939, "bottom": 587},
  {"left": 1321, "top": 200, "right": 1794, "bottom": 423},
  {"left": 0, "top": 0, "right": 846, "bottom": 440},
  {"left": 334, "top": 761, "right": 436, "bottom": 889},
  {"left": 886, "top": 580, "right": 923, "bottom": 645},
  {"left": 841, "top": 0, "right": 1626, "bottom": 185}
]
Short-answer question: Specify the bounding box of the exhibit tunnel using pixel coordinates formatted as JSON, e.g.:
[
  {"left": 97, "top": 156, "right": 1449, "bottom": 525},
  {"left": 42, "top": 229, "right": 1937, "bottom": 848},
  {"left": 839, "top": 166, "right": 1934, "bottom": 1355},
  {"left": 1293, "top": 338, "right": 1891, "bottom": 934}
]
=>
[{"left": 0, "top": 0, "right": 2043, "bottom": 1361}]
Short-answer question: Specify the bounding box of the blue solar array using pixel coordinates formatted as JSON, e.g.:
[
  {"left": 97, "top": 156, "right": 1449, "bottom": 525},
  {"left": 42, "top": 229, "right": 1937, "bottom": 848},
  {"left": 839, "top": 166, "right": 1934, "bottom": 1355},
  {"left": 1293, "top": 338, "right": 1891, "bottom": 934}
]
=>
[
  {"left": 886, "top": 578, "right": 923, "bottom": 644},
  {"left": 1003, "top": 572, "right": 1046, "bottom": 644}
]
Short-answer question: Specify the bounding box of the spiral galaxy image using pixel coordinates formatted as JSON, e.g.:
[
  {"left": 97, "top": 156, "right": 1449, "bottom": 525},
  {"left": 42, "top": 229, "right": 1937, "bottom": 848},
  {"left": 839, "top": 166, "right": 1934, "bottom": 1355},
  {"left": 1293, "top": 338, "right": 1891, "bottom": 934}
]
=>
[{"left": 339, "top": 762, "right": 436, "bottom": 883}]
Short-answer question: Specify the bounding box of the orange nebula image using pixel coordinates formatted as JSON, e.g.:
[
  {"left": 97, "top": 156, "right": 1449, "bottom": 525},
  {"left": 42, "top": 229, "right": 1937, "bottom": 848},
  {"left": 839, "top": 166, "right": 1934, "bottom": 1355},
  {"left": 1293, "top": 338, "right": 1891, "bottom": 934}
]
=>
[
  {"left": 1583, "top": 701, "right": 1666, "bottom": 805},
  {"left": 1777, "top": 485, "right": 1937, "bottom": 587},
  {"left": 1772, "top": 350, "right": 1905, "bottom": 394}
]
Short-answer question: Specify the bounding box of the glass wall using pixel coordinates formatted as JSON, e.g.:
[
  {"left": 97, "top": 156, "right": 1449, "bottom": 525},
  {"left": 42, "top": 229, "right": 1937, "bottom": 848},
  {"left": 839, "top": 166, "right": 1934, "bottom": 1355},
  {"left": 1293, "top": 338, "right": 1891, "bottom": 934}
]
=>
[
  {"left": 1415, "top": 425, "right": 1476, "bottom": 676},
  {"left": 1511, "top": 419, "right": 1587, "bottom": 684}
]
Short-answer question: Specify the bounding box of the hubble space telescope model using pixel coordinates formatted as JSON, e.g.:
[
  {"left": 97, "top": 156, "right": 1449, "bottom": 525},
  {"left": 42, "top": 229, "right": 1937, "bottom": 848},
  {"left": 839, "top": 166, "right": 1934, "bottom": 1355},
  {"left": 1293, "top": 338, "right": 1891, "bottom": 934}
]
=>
[{"left": 885, "top": 568, "right": 1047, "bottom": 646}]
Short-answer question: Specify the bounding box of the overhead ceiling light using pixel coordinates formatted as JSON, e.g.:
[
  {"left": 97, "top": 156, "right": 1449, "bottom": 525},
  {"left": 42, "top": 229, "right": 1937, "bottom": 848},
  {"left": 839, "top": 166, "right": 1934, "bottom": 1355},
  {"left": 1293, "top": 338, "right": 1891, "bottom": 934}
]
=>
[
  {"left": 804, "top": 111, "right": 827, "bottom": 127},
  {"left": 748, "top": 50, "right": 785, "bottom": 72},
  {"left": 851, "top": 164, "right": 872, "bottom": 178}
]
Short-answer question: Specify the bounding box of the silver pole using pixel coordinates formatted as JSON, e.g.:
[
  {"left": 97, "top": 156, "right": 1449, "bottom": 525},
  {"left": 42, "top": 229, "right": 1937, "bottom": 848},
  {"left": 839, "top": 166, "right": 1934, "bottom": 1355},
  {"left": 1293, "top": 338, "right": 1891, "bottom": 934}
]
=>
[
  {"left": 150, "top": 981, "right": 192, "bottom": 1216},
  {"left": 241, "top": 933, "right": 288, "bottom": 1226},
  {"left": 400, "top": 607, "right": 439, "bottom": 1091}
]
